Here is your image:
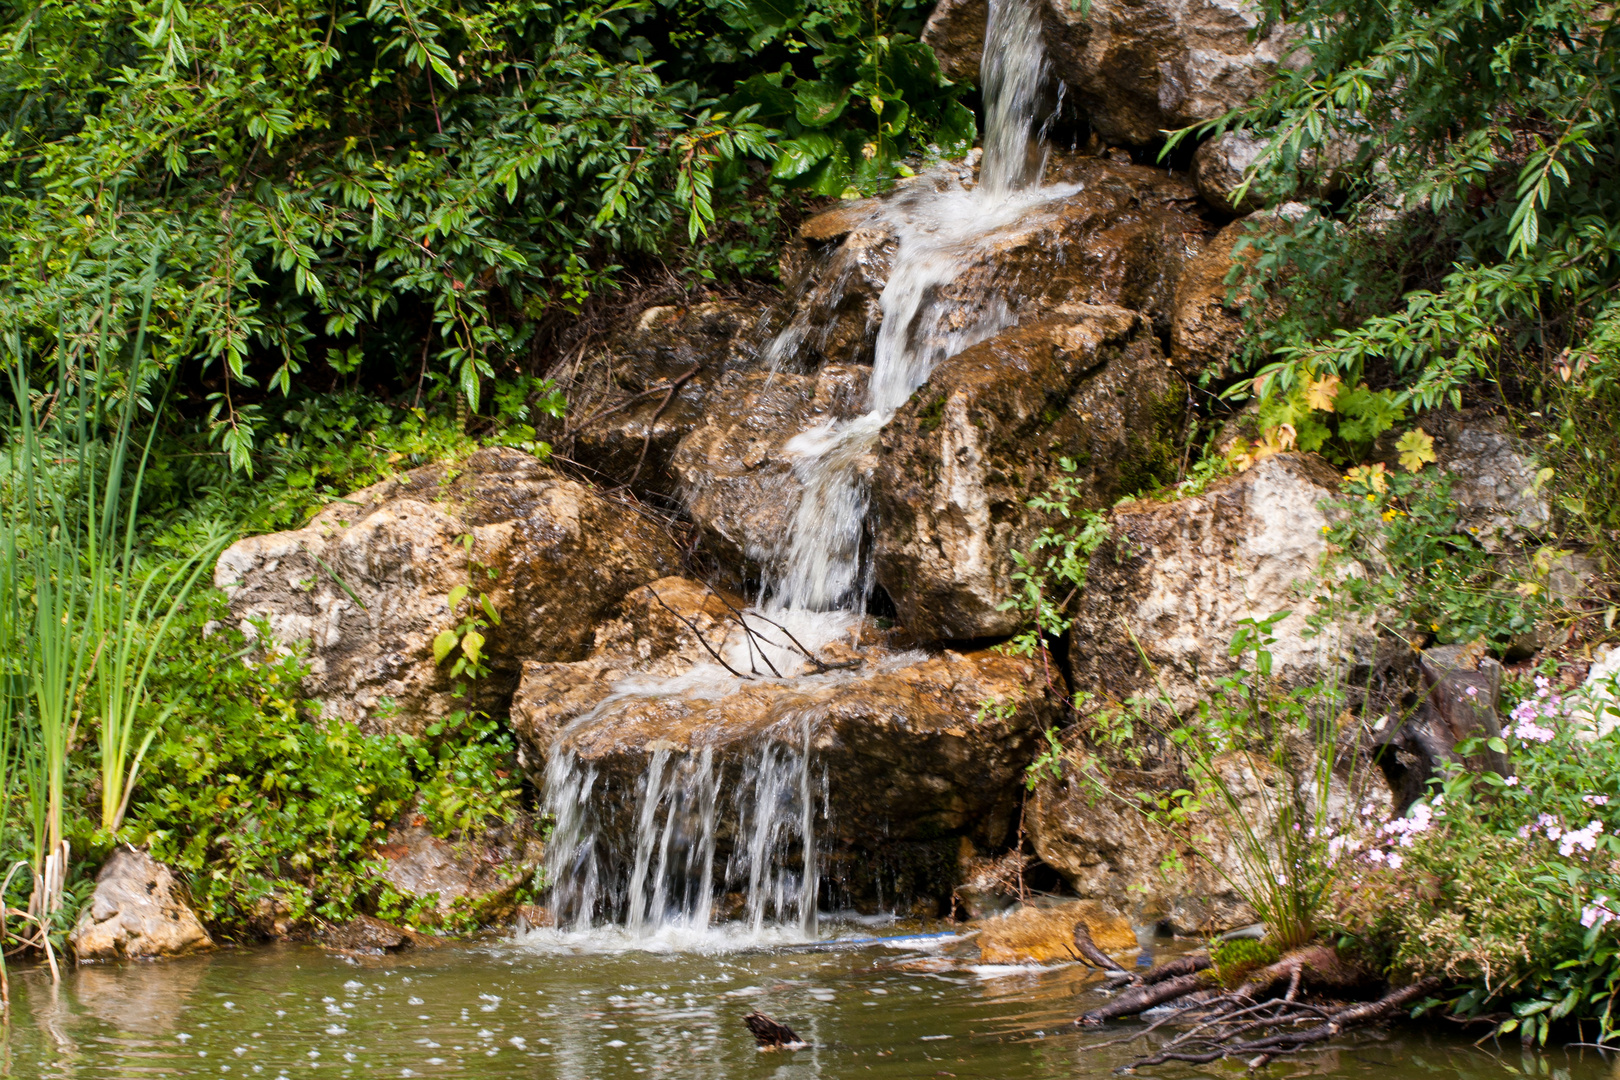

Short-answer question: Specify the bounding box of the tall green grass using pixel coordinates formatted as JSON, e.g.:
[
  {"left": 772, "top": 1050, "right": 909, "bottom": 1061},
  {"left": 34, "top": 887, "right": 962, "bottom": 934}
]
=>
[{"left": 0, "top": 268, "right": 223, "bottom": 984}]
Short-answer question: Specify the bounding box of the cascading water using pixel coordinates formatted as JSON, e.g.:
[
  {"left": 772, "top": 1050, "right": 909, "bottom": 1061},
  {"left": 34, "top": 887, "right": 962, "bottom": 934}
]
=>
[{"left": 538, "top": 0, "right": 1064, "bottom": 945}]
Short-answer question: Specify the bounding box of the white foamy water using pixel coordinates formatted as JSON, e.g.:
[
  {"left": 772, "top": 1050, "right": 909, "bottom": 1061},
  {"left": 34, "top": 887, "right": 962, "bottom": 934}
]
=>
[{"left": 540, "top": 0, "right": 1062, "bottom": 947}]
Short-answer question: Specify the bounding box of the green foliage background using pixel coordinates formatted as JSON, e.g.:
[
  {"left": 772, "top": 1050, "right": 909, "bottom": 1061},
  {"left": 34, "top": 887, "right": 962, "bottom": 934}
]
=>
[{"left": 0, "top": 0, "right": 968, "bottom": 469}]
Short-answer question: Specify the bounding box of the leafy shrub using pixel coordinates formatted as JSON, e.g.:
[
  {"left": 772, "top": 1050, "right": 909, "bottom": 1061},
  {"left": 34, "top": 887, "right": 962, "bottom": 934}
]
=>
[
  {"left": 1320, "top": 463, "right": 1546, "bottom": 649},
  {"left": 132, "top": 602, "right": 526, "bottom": 933},
  {"left": 134, "top": 619, "right": 418, "bottom": 930},
  {"left": 1331, "top": 663, "right": 1620, "bottom": 1043}
]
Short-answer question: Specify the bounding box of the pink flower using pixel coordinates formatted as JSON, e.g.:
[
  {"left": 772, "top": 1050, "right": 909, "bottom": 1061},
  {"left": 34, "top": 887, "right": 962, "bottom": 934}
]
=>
[
  {"left": 1386, "top": 852, "right": 1404, "bottom": 870},
  {"left": 1505, "top": 776, "right": 1520, "bottom": 787},
  {"left": 1583, "top": 896, "right": 1618, "bottom": 929}
]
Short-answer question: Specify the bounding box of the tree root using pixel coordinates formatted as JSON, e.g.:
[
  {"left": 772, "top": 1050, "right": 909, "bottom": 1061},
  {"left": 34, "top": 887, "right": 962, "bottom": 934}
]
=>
[{"left": 1077, "top": 943, "right": 1440, "bottom": 1071}]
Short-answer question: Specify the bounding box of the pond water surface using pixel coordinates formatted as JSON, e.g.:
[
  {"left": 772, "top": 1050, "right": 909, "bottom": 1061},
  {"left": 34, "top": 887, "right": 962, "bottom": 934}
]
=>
[{"left": 4, "top": 920, "right": 1613, "bottom": 1080}]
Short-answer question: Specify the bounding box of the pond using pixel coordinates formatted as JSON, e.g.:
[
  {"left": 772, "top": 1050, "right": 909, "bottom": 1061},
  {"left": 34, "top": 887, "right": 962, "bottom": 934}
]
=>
[{"left": 4, "top": 920, "right": 1610, "bottom": 1079}]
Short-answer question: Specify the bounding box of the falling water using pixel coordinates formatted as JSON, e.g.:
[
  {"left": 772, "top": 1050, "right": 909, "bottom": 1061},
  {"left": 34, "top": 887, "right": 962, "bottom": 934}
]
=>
[
  {"left": 541, "top": 0, "right": 1059, "bottom": 943},
  {"left": 765, "top": 0, "right": 1058, "bottom": 613}
]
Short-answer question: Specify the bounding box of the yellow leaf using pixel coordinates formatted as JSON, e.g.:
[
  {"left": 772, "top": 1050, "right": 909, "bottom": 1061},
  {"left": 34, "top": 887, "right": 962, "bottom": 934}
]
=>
[
  {"left": 432, "top": 629, "right": 459, "bottom": 664},
  {"left": 1305, "top": 373, "right": 1341, "bottom": 412},
  {"left": 461, "top": 630, "right": 486, "bottom": 665},
  {"left": 1395, "top": 429, "right": 1437, "bottom": 472}
]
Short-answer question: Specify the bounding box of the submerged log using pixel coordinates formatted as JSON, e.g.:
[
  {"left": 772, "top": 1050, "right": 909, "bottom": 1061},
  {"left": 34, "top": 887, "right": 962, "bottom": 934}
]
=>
[{"left": 743, "top": 1011, "right": 804, "bottom": 1049}]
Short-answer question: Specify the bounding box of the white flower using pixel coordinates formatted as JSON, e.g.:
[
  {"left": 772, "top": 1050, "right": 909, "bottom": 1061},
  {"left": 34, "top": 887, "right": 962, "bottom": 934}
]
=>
[
  {"left": 1386, "top": 852, "right": 1404, "bottom": 870},
  {"left": 1583, "top": 895, "right": 1618, "bottom": 929},
  {"left": 1505, "top": 776, "right": 1520, "bottom": 787}
]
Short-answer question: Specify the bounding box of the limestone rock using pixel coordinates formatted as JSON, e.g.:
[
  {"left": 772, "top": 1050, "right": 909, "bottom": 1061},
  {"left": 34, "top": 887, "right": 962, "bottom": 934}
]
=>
[
  {"left": 1169, "top": 202, "right": 1311, "bottom": 374},
  {"left": 71, "top": 848, "right": 212, "bottom": 961},
  {"left": 922, "top": 0, "right": 988, "bottom": 82},
  {"left": 772, "top": 158, "right": 1212, "bottom": 371},
  {"left": 673, "top": 365, "right": 870, "bottom": 576},
  {"left": 377, "top": 815, "right": 546, "bottom": 918},
  {"left": 1041, "top": 0, "right": 1302, "bottom": 147},
  {"left": 1068, "top": 453, "right": 1362, "bottom": 712},
  {"left": 564, "top": 300, "right": 765, "bottom": 501},
  {"left": 872, "top": 305, "right": 1184, "bottom": 640},
  {"left": 972, "top": 899, "right": 1138, "bottom": 964},
  {"left": 510, "top": 577, "right": 1051, "bottom": 855},
  {"left": 1192, "top": 130, "right": 1268, "bottom": 215},
  {"left": 214, "top": 447, "right": 681, "bottom": 732},
  {"left": 1430, "top": 419, "right": 1551, "bottom": 551}
]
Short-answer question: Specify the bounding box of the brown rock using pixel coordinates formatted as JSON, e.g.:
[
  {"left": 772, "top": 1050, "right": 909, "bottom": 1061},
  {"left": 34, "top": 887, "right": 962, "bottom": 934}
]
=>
[
  {"left": 1041, "top": 0, "right": 1303, "bottom": 147},
  {"left": 564, "top": 301, "right": 765, "bottom": 500},
  {"left": 872, "top": 305, "right": 1184, "bottom": 640},
  {"left": 1170, "top": 202, "right": 1311, "bottom": 374},
  {"left": 214, "top": 447, "right": 681, "bottom": 732},
  {"left": 315, "top": 914, "right": 442, "bottom": 955},
  {"left": 70, "top": 848, "right": 213, "bottom": 961},
  {"left": 376, "top": 814, "right": 546, "bottom": 918},
  {"left": 1068, "top": 452, "right": 1364, "bottom": 712},
  {"left": 973, "top": 899, "right": 1138, "bottom": 964},
  {"left": 922, "top": 0, "right": 988, "bottom": 83},
  {"left": 772, "top": 158, "right": 1212, "bottom": 371},
  {"left": 673, "top": 366, "right": 870, "bottom": 576},
  {"left": 1192, "top": 130, "right": 1269, "bottom": 215}
]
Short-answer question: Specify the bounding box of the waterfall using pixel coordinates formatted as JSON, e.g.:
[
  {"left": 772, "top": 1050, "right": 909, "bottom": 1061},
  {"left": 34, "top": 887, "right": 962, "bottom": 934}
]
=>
[
  {"left": 765, "top": 0, "right": 1055, "bottom": 613},
  {"left": 537, "top": 0, "right": 1058, "bottom": 945}
]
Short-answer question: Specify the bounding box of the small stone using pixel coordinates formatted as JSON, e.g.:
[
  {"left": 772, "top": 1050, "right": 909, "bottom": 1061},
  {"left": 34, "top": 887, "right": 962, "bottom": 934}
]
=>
[
  {"left": 70, "top": 848, "right": 212, "bottom": 961},
  {"left": 973, "top": 900, "right": 1137, "bottom": 965}
]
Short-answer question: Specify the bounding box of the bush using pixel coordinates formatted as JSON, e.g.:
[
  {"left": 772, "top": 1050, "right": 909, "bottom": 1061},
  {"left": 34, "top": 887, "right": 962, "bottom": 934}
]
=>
[{"left": 1331, "top": 663, "right": 1620, "bottom": 1042}]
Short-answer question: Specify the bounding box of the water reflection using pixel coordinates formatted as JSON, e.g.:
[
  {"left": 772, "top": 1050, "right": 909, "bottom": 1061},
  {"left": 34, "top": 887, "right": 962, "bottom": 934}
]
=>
[{"left": 1, "top": 934, "right": 1615, "bottom": 1080}]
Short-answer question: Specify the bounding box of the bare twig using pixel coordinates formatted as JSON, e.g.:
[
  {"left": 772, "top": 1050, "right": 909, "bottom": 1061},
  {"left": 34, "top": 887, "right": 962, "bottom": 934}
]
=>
[{"left": 645, "top": 586, "right": 751, "bottom": 680}]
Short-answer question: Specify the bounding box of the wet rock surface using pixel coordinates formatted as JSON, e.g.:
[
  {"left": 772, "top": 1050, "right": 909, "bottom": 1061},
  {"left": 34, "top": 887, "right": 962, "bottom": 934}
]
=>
[
  {"left": 214, "top": 447, "right": 681, "bottom": 732},
  {"left": 873, "top": 304, "right": 1184, "bottom": 640},
  {"left": 674, "top": 366, "right": 870, "bottom": 577},
  {"left": 770, "top": 159, "right": 1212, "bottom": 372},
  {"left": 511, "top": 576, "right": 1051, "bottom": 854},
  {"left": 1192, "top": 130, "right": 1269, "bottom": 215},
  {"left": 1170, "top": 202, "right": 1310, "bottom": 374},
  {"left": 1068, "top": 453, "right": 1364, "bottom": 711},
  {"left": 71, "top": 848, "right": 213, "bottom": 961},
  {"left": 972, "top": 898, "right": 1138, "bottom": 964}
]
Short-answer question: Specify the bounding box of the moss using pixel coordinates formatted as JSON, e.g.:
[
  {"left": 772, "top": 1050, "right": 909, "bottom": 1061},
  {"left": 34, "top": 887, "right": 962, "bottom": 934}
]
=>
[{"left": 917, "top": 394, "right": 948, "bottom": 433}]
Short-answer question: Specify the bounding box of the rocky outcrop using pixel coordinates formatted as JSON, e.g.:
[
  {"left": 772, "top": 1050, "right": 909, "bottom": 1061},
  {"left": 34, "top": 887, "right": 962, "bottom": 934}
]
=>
[
  {"left": 1041, "top": 0, "right": 1301, "bottom": 147},
  {"left": 771, "top": 158, "right": 1212, "bottom": 371},
  {"left": 214, "top": 447, "right": 681, "bottom": 732},
  {"left": 1170, "top": 202, "right": 1310, "bottom": 375},
  {"left": 919, "top": 0, "right": 1299, "bottom": 148},
  {"left": 1192, "top": 130, "right": 1268, "bottom": 215},
  {"left": 673, "top": 366, "right": 870, "bottom": 576},
  {"left": 1068, "top": 453, "right": 1363, "bottom": 712},
  {"left": 872, "top": 305, "right": 1184, "bottom": 640},
  {"left": 1029, "top": 749, "right": 1360, "bottom": 934},
  {"left": 511, "top": 577, "right": 1051, "bottom": 853},
  {"left": 1429, "top": 418, "right": 1551, "bottom": 552},
  {"left": 71, "top": 848, "right": 213, "bottom": 961},
  {"left": 377, "top": 815, "right": 546, "bottom": 918},
  {"left": 563, "top": 300, "right": 764, "bottom": 501}
]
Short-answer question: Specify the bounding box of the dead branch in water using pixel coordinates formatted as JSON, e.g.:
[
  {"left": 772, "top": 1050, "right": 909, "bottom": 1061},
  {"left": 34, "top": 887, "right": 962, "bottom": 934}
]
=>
[{"left": 1076, "top": 944, "right": 1440, "bottom": 1071}]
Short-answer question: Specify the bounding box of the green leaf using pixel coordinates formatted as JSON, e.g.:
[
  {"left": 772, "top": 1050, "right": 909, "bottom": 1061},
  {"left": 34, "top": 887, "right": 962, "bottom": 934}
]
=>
[
  {"left": 461, "top": 630, "right": 485, "bottom": 665},
  {"left": 479, "top": 593, "right": 500, "bottom": 625},
  {"left": 447, "top": 584, "right": 469, "bottom": 613},
  {"left": 794, "top": 80, "right": 850, "bottom": 128},
  {"left": 771, "top": 133, "right": 838, "bottom": 179},
  {"left": 432, "top": 629, "right": 459, "bottom": 665}
]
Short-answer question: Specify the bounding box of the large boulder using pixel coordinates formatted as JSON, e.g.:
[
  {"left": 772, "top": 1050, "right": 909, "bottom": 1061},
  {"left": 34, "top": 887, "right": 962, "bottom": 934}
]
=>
[
  {"left": 872, "top": 305, "right": 1184, "bottom": 640},
  {"left": 922, "top": 0, "right": 988, "bottom": 83},
  {"left": 770, "top": 158, "right": 1213, "bottom": 372},
  {"left": 672, "top": 365, "right": 870, "bottom": 579},
  {"left": 1068, "top": 453, "right": 1363, "bottom": 712},
  {"left": 1428, "top": 416, "right": 1551, "bottom": 552},
  {"left": 71, "top": 848, "right": 213, "bottom": 961},
  {"left": 511, "top": 578, "right": 1051, "bottom": 864},
  {"left": 1041, "top": 0, "right": 1301, "bottom": 147},
  {"left": 1192, "top": 130, "right": 1269, "bottom": 215},
  {"left": 214, "top": 447, "right": 681, "bottom": 732},
  {"left": 561, "top": 300, "right": 765, "bottom": 503}
]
